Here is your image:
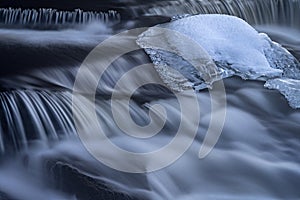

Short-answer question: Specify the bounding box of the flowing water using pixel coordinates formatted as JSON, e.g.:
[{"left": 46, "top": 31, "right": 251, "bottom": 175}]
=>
[{"left": 0, "top": 0, "right": 300, "bottom": 199}]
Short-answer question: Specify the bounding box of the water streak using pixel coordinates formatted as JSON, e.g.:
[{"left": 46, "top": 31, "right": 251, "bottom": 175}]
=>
[
  {"left": 144, "top": 0, "right": 300, "bottom": 28},
  {"left": 0, "top": 8, "right": 121, "bottom": 29},
  {"left": 0, "top": 90, "right": 75, "bottom": 153}
]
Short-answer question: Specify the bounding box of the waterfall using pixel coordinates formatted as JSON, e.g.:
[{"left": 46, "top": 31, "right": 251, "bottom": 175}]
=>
[
  {"left": 0, "top": 8, "right": 121, "bottom": 29},
  {"left": 0, "top": 90, "right": 75, "bottom": 154},
  {"left": 0, "top": 0, "right": 299, "bottom": 154},
  {"left": 1, "top": 1, "right": 300, "bottom": 199},
  {"left": 143, "top": 0, "right": 300, "bottom": 28}
]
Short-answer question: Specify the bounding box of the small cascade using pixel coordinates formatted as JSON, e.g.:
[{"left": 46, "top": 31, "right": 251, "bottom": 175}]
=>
[
  {"left": 0, "top": 8, "right": 121, "bottom": 29},
  {"left": 144, "top": 0, "right": 300, "bottom": 28},
  {"left": 0, "top": 90, "right": 75, "bottom": 154},
  {"left": 0, "top": 1, "right": 300, "bottom": 199}
]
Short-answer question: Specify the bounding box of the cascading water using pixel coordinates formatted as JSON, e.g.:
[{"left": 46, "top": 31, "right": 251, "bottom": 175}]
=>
[
  {"left": 0, "top": 0, "right": 300, "bottom": 200},
  {"left": 143, "top": 0, "right": 300, "bottom": 28},
  {"left": 0, "top": 8, "right": 121, "bottom": 29},
  {"left": 0, "top": 90, "right": 75, "bottom": 154}
]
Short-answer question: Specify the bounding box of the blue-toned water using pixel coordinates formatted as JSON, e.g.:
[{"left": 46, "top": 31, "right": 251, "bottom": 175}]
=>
[{"left": 0, "top": 1, "right": 300, "bottom": 199}]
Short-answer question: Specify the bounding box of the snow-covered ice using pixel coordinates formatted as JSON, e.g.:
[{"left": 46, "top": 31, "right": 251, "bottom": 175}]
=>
[{"left": 137, "top": 14, "right": 300, "bottom": 108}]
